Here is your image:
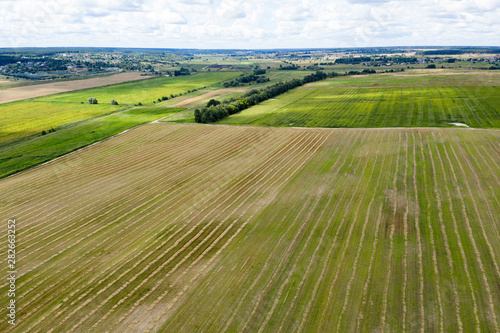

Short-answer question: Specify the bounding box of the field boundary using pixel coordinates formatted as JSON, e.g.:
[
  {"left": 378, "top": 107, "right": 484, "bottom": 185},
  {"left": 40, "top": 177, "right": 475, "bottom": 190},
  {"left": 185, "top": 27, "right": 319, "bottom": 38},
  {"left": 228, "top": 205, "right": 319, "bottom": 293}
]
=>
[
  {"left": 5, "top": 120, "right": 499, "bottom": 182},
  {"left": 0, "top": 72, "right": 154, "bottom": 104}
]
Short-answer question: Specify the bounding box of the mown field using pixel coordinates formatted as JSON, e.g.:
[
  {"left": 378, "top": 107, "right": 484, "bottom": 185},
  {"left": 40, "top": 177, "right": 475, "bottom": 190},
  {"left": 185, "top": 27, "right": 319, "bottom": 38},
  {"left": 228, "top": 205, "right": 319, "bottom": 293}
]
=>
[
  {"left": 35, "top": 72, "right": 240, "bottom": 105},
  {"left": 0, "top": 72, "right": 239, "bottom": 144},
  {"left": 219, "top": 72, "right": 500, "bottom": 128},
  {"left": 0, "top": 72, "right": 152, "bottom": 104},
  {"left": 1, "top": 123, "right": 499, "bottom": 332},
  {"left": 0, "top": 106, "right": 181, "bottom": 178}
]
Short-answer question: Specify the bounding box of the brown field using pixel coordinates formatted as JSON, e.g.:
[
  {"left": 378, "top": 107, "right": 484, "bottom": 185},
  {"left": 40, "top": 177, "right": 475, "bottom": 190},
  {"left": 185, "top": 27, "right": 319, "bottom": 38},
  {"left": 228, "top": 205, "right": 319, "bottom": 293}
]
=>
[
  {"left": 1, "top": 123, "right": 499, "bottom": 332},
  {"left": 0, "top": 72, "right": 153, "bottom": 104},
  {"left": 170, "top": 87, "right": 246, "bottom": 108}
]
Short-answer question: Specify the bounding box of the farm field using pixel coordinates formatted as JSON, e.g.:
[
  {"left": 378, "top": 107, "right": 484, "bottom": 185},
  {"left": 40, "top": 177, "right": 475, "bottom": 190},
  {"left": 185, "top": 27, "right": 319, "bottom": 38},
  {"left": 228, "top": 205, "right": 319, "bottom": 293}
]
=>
[
  {"left": 35, "top": 72, "right": 240, "bottom": 105},
  {"left": 0, "top": 106, "right": 181, "bottom": 178},
  {"left": 0, "top": 71, "right": 239, "bottom": 144},
  {"left": 1, "top": 123, "right": 499, "bottom": 332},
  {"left": 219, "top": 74, "right": 500, "bottom": 128},
  {"left": 0, "top": 72, "right": 153, "bottom": 104}
]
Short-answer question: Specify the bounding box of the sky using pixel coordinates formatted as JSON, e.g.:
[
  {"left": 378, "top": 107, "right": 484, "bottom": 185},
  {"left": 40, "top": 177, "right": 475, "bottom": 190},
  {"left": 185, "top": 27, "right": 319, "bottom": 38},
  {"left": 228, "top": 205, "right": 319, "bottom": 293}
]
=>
[{"left": 0, "top": 0, "right": 499, "bottom": 49}]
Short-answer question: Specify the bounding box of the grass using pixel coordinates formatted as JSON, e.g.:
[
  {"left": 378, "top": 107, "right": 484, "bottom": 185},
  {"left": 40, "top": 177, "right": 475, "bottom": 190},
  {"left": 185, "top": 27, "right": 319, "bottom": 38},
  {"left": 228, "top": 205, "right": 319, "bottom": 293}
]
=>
[
  {"left": 0, "top": 124, "right": 498, "bottom": 332},
  {"left": 35, "top": 72, "right": 241, "bottom": 105},
  {"left": 0, "top": 101, "right": 121, "bottom": 143},
  {"left": 219, "top": 71, "right": 500, "bottom": 128},
  {"left": 0, "top": 106, "right": 182, "bottom": 178},
  {"left": 0, "top": 72, "right": 240, "bottom": 144},
  {"left": 163, "top": 70, "right": 316, "bottom": 124}
]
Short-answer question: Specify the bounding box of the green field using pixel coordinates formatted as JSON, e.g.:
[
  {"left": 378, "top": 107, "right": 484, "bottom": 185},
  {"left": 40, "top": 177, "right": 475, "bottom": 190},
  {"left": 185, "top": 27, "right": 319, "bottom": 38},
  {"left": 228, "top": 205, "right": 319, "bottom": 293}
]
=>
[
  {"left": 36, "top": 72, "right": 240, "bottom": 105},
  {"left": 0, "top": 101, "right": 121, "bottom": 143},
  {"left": 1, "top": 124, "right": 499, "bottom": 332},
  {"left": 0, "top": 106, "right": 181, "bottom": 178},
  {"left": 0, "top": 72, "right": 239, "bottom": 144},
  {"left": 219, "top": 72, "right": 500, "bottom": 128}
]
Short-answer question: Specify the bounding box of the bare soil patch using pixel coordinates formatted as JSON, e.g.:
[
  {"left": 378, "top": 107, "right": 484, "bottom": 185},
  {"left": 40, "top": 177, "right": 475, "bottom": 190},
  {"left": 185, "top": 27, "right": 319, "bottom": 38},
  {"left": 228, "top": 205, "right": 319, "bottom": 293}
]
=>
[
  {"left": 170, "top": 88, "right": 245, "bottom": 107},
  {"left": 0, "top": 72, "right": 153, "bottom": 104}
]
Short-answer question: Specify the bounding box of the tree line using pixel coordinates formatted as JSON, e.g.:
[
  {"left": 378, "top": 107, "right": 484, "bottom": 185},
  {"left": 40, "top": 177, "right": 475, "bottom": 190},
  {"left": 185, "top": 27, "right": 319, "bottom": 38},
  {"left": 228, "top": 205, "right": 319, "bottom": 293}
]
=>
[
  {"left": 223, "top": 73, "right": 269, "bottom": 87},
  {"left": 195, "top": 71, "right": 328, "bottom": 124}
]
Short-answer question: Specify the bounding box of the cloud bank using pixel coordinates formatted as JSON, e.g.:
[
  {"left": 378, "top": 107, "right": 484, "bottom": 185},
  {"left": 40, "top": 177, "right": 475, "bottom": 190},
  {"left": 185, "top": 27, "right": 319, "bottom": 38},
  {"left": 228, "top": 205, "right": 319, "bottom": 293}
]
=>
[{"left": 0, "top": 0, "right": 498, "bottom": 48}]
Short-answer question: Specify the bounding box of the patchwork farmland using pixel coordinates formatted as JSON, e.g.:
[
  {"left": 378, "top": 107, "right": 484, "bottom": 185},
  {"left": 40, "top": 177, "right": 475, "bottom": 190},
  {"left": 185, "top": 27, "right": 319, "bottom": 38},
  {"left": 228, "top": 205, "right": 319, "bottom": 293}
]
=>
[
  {"left": 1, "top": 123, "right": 499, "bottom": 332},
  {"left": 0, "top": 71, "right": 240, "bottom": 144}
]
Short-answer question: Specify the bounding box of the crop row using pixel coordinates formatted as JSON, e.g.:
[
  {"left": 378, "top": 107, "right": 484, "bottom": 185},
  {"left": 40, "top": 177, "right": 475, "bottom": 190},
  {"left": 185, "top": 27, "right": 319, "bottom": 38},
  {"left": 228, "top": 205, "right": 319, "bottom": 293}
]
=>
[
  {"left": 220, "top": 85, "right": 500, "bottom": 128},
  {"left": 1, "top": 124, "right": 499, "bottom": 331}
]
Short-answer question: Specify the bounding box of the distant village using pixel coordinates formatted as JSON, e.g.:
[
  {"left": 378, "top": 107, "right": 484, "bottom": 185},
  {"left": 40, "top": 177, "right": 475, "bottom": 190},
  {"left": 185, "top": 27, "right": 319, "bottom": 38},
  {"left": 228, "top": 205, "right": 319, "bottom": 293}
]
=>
[{"left": 1, "top": 47, "right": 499, "bottom": 81}]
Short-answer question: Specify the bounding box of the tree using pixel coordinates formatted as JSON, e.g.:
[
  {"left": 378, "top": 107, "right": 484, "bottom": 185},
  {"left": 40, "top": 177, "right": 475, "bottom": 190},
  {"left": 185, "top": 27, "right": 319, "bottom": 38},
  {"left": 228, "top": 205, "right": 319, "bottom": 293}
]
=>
[
  {"left": 206, "top": 99, "right": 221, "bottom": 107},
  {"left": 88, "top": 97, "right": 98, "bottom": 104},
  {"left": 111, "top": 99, "right": 118, "bottom": 105},
  {"left": 194, "top": 109, "right": 201, "bottom": 123}
]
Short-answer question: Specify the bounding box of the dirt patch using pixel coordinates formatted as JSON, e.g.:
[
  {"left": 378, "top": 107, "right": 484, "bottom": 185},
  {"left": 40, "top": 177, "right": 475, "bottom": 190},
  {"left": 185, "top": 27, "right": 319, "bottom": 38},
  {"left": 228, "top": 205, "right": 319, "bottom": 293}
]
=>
[
  {"left": 0, "top": 72, "right": 153, "bottom": 104},
  {"left": 170, "top": 88, "right": 245, "bottom": 107},
  {"left": 304, "top": 82, "right": 330, "bottom": 87}
]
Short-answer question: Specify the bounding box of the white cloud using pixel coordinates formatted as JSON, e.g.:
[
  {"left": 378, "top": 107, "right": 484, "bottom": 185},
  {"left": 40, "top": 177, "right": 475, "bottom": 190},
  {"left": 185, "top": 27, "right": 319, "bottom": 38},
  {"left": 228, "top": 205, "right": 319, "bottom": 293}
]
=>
[
  {"left": 216, "top": 0, "right": 247, "bottom": 19},
  {"left": 0, "top": 0, "right": 498, "bottom": 48}
]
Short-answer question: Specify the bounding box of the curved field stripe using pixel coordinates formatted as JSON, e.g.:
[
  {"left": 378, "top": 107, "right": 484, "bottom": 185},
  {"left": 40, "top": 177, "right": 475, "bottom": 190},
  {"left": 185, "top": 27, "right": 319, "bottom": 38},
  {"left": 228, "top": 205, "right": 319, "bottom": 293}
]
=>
[
  {"left": 50, "top": 132, "right": 325, "bottom": 332},
  {"left": 440, "top": 133, "right": 499, "bottom": 331},
  {"left": 119, "top": 133, "right": 352, "bottom": 332},
  {"left": 1, "top": 126, "right": 229, "bottom": 259},
  {"left": 36, "top": 132, "right": 314, "bottom": 327},
  {"left": 105, "top": 132, "right": 329, "bottom": 330},
  {"left": 240, "top": 131, "right": 371, "bottom": 333},
  {"left": 25, "top": 129, "right": 302, "bottom": 332},
  {"left": 141, "top": 132, "right": 334, "bottom": 333},
  {"left": 432, "top": 132, "right": 480, "bottom": 332},
  {"left": 275, "top": 133, "right": 363, "bottom": 333},
  {"left": 317, "top": 132, "right": 380, "bottom": 330},
  {"left": 219, "top": 131, "right": 363, "bottom": 333},
  {"left": 18, "top": 129, "right": 291, "bottom": 328},
  {"left": 16, "top": 129, "right": 282, "bottom": 314},
  {"left": 402, "top": 132, "right": 409, "bottom": 330},
  {"left": 335, "top": 135, "right": 387, "bottom": 331},
  {"left": 380, "top": 132, "right": 401, "bottom": 331},
  {"left": 411, "top": 132, "right": 425, "bottom": 332},
  {"left": 4, "top": 126, "right": 500, "bottom": 332},
  {"left": 12, "top": 128, "right": 269, "bottom": 296},
  {"left": 464, "top": 139, "right": 500, "bottom": 240},
  {"left": 13, "top": 128, "right": 257, "bottom": 265},
  {"left": 426, "top": 133, "right": 463, "bottom": 332},
  {"left": 455, "top": 137, "right": 500, "bottom": 271},
  {"left": 354, "top": 131, "right": 396, "bottom": 331},
  {"left": 432, "top": 133, "right": 484, "bottom": 332},
  {"left": 258, "top": 133, "right": 374, "bottom": 333},
  {"left": 418, "top": 132, "right": 444, "bottom": 332}
]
